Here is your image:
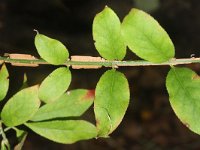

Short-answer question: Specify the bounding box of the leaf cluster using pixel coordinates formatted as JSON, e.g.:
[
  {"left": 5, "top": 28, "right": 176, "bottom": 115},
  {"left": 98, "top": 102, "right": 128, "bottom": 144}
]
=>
[{"left": 0, "top": 6, "right": 199, "bottom": 149}]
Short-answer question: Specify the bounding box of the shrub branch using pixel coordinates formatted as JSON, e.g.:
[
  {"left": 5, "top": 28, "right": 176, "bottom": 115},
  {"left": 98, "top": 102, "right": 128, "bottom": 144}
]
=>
[{"left": 0, "top": 56, "right": 200, "bottom": 68}]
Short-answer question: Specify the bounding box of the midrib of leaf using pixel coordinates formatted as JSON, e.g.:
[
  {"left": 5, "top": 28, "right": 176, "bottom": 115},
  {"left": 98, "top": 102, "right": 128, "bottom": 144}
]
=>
[
  {"left": 106, "top": 16, "right": 119, "bottom": 59},
  {"left": 96, "top": 70, "right": 116, "bottom": 135},
  {"left": 102, "top": 11, "right": 121, "bottom": 60},
  {"left": 97, "top": 106, "right": 112, "bottom": 134},
  {"left": 26, "top": 123, "right": 74, "bottom": 132},
  {"left": 171, "top": 68, "right": 198, "bottom": 125},
  {"left": 97, "top": 34, "right": 119, "bottom": 59},
  {"left": 172, "top": 68, "right": 193, "bottom": 102},
  {"left": 126, "top": 21, "right": 168, "bottom": 60},
  {"left": 140, "top": 24, "right": 168, "bottom": 60},
  {"left": 108, "top": 71, "right": 116, "bottom": 131},
  {"left": 32, "top": 99, "right": 88, "bottom": 120},
  {"left": 109, "top": 71, "right": 116, "bottom": 96}
]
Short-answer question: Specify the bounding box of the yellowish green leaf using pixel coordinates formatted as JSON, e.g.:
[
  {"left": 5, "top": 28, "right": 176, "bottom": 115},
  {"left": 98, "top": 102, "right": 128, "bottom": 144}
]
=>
[
  {"left": 39, "top": 67, "right": 71, "bottom": 103},
  {"left": 93, "top": 7, "right": 126, "bottom": 60},
  {"left": 25, "top": 120, "right": 97, "bottom": 144},
  {"left": 31, "top": 89, "right": 94, "bottom": 121},
  {"left": 94, "top": 69, "right": 130, "bottom": 137},
  {"left": 122, "top": 8, "right": 174, "bottom": 63},
  {"left": 166, "top": 67, "right": 200, "bottom": 134},
  {"left": 35, "top": 33, "right": 69, "bottom": 65},
  {"left": 1, "top": 86, "right": 40, "bottom": 127},
  {"left": 0, "top": 64, "right": 9, "bottom": 101}
]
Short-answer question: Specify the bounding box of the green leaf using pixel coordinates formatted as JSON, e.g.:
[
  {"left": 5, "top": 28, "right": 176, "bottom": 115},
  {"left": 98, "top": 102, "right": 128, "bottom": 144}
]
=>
[
  {"left": 0, "top": 64, "right": 9, "bottom": 101},
  {"left": 1, "top": 86, "right": 40, "bottom": 127},
  {"left": 166, "top": 67, "right": 200, "bottom": 134},
  {"left": 25, "top": 120, "right": 97, "bottom": 144},
  {"left": 31, "top": 89, "right": 94, "bottom": 121},
  {"left": 94, "top": 69, "right": 130, "bottom": 137},
  {"left": 35, "top": 33, "right": 69, "bottom": 65},
  {"left": 39, "top": 67, "right": 71, "bottom": 103},
  {"left": 121, "top": 8, "right": 174, "bottom": 63},
  {"left": 93, "top": 6, "right": 126, "bottom": 60}
]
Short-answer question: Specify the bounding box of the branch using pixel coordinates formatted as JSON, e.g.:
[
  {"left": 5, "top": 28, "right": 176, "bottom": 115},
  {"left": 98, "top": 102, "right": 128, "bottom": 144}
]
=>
[{"left": 0, "top": 55, "right": 200, "bottom": 69}]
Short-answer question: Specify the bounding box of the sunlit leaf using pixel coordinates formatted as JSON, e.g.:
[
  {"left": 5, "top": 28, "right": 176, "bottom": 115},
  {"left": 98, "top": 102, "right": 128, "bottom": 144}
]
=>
[
  {"left": 166, "top": 67, "right": 200, "bottom": 134},
  {"left": 31, "top": 89, "right": 94, "bottom": 121},
  {"left": 93, "top": 7, "right": 126, "bottom": 60},
  {"left": 25, "top": 120, "right": 97, "bottom": 144},
  {"left": 121, "top": 8, "right": 174, "bottom": 63},
  {"left": 94, "top": 69, "right": 130, "bottom": 137},
  {"left": 0, "top": 64, "right": 9, "bottom": 101},
  {"left": 1, "top": 86, "right": 40, "bottom": 127},
  {"left": 35, "top": 33, "right": 69, "bottom": 65},
  {"left": 39, "top": 67, "right": 71, "bottom": 103}
]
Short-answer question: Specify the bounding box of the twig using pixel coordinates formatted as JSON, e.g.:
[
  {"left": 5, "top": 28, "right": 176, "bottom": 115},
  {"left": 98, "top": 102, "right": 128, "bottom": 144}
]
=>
[{"left": 1, "top": 55, "right": 200, "bottom": 68}]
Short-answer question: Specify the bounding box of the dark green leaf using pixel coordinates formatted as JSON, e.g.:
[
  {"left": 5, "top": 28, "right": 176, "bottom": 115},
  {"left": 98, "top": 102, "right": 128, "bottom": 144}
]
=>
[
  {"left": 166, "top": 67, "right": 200, "bottom": 134},
  {"left": 39, "top": 67, "right": 71, "bottom": 103},
  {"left": 0, "top": 64, "right": 9, "bottom": 101},
  {"left": 121, "top": 8, "right": 174, "bottom": 63},
  {"left": 94, "top": 69, "right": 130, "bottom": 137},
  {"left": 1, "top": 86, "right": 40, "bottom": 127},
  {"left": 31, "top": 89, "right": 94, "bottom": 121},
  {"left": 25, "top": 120, "right": 97, "bottom": 144},
  {"left": 35, "top": 33, "right": 69, "bottom": 65},
  {"left": 93, "top": 7, "right": 126, "bottom": 60}
]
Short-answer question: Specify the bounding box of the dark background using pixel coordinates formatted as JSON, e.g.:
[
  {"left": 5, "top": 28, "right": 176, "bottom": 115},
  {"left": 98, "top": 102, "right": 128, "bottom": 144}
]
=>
[{"left": 0, "top": 0, "right": 200, "bottom": 149}]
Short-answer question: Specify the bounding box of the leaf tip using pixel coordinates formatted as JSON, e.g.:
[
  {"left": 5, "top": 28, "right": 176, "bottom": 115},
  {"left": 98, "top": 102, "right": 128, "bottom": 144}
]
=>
[
  {"left": 1, "top": 63, "right": 6, "bottom": 69},
  {"left": 104, "top": 5, "right": 111, "bottom": 10},
  {"left": 129, "top": 8, "right": 141, "bottom": 15},
  {"left": 102, "top": 5, "right": 113, "bottom": 13}
]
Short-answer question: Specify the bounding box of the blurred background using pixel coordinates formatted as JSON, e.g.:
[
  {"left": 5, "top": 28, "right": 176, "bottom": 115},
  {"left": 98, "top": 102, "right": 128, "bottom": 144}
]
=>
[{"left": 0, "top": 0, "right": 200, "bottom": 149}]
